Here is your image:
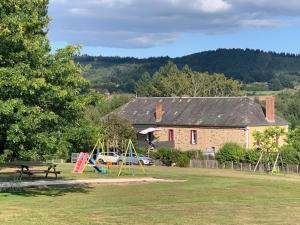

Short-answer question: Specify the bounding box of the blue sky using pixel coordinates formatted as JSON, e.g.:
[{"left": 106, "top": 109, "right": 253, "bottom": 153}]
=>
[{"left": 49, "top": 0, "right": 300, "bottom": 58}]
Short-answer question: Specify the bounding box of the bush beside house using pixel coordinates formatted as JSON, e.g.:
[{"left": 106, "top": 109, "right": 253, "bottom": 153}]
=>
[
  {"left": 215, "top": 142, "right": 300, "bottom": 166},
  {"left": 151, "top": 148, "right": 196, "bottom": 167},
  {"left": 215, "top": 142, "right": 245, "bottom": 163}
]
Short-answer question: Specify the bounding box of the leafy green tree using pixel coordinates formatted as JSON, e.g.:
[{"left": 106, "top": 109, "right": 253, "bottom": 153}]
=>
[
  {"left": 0, "top": 0, "right": 97, "bottom": 160},
  {"left": 135, "top": 72, "right": 157, "bottom": 96},
  {"left": 276, "top": 90, "right": 300, "bottom": 128},
  {"left": 101, "top": 114, "right": 137, "bottom": 145},
  {"left": 186, "top": 69, "right": 239, "bottom": 97},
  {"left": 84, "top": 94, "right": 132, "bottom": 126},
  {"left": 269, "top": 78, "right": 283, "bottom": 91},
  {"left": 280, "top": 145, "right": 300, "bottom": 165},
  {"left": 287, "top": 126, "right": 300, "bottom": 151},
  {"left": 135, "top": 62, "right": 241, "bottom": 97},
  {"left": 277, "top": 74, "right": 294, "bottom": 89},
  {"left": 253, "top": 127, "right": 286, "bottom": 153},
  {"left": 157, "top": 62, "right": 190, "bottom": 96}
]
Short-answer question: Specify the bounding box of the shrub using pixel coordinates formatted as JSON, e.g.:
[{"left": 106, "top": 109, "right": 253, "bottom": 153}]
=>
[
  {"left": 244, "top": 149, "right": 261, "bottom": 164},
  {"left": 152, "top": 148, "right": 191, "bottom": 167},
  {"left": 136, "top": 147, "right": 147, "bottom": 154},
  {"left": 281, "top": 145, "right": 300, "bottom": 165},
  {"left": 216, "top": 142, "right": 245, "bottom": 163},
  {"left": 185, "top": 150, "right": 204, "bottom": 160},
  {"left": 152, "top": 148, "right": 173, "bottom": 166},
  {"left": 0, "top": 149, "right": 13, "bottom": 163}
]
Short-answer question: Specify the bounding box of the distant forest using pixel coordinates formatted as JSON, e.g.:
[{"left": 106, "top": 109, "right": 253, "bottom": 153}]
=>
[{"left": 76, "top": 48, "right": 300, "bottom": 93}]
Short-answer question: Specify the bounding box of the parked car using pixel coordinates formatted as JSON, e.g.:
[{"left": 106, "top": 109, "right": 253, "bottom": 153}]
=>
[
  {"left": 96, "top": 152, "right": 121, "bottom": 164},
  {"left": 119, "top": 153, "right": 154, "bottom": 165}
]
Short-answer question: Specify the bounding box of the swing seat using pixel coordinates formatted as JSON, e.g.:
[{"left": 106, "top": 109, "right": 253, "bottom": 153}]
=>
[{"left": 272, "top": 167, "right": 279, "bottom": 173}]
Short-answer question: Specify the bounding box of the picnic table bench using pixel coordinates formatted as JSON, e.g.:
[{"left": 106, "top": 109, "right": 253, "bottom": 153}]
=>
[
  {"left": 17, "top": 163, "right": 61, "bottom": 180},
  {"left": 0, "top": 162, "right": 61, "bottom": 180}
]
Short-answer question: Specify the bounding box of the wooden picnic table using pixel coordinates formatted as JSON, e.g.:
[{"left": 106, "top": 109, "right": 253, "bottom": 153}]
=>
[{"left": 17, "top": 163, "right": 61, "bottom": 180}]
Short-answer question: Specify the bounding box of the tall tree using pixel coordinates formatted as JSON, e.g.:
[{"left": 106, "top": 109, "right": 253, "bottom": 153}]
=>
[
  {"left": 136, "top": 62, "right": 241, "bottom": 97},
  {"left": 276, "top": 90, "right": 300, "bottom": 128},
  {"left": 253, "top": 127, "right": 286, "bottom": 153},
  {"left": 0, "top": 0, "right": 97, "bottom": 160},
  {"left": 287, "top": 126, "right": 300, "bottom": 151}
]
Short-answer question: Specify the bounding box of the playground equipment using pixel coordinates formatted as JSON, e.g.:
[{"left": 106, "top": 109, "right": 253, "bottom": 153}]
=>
[
  {"left": 73, "top": 152, "right": 89, "bottom": 173},
  {"left": 73, "top": 137, "right": 107, "bottom": 174},
  {"left": 253, "top": 127, "right": 285, "bottom": 174},
  {"left": 118, "top": 139, "right": 146, "bottom": 176},
  {"left": 73, "top": 152, "right": 107, "bottom": 174},
  {"left": 89, "top": 157, "right": 107, "bottom": 173},
  {"left": 73, "top": 138, "right": 146, "bottom": 176},
  {"left": 254, "top": 151, "right": 283, "bottom": 173}
]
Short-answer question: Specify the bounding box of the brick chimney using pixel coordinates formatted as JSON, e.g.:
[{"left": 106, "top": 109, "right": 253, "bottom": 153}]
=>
[
  {"left": 265, "top": 96, "right": 275, "bottom": 122},
  {"left": 155, "top": 103, "right": 162, "bottom": 122}
]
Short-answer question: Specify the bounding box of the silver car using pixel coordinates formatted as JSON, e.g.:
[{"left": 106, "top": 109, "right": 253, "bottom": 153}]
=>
[{"left": 119, "top": 153, "right": 153, "bottom": 165}]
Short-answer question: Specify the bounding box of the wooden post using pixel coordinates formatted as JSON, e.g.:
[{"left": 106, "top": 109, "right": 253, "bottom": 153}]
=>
[
  {"left": 240, "top": 163, "right": 243, "bottom": 171},
  {"left": 271, "top": 152, "right": 280, "bottom": 174},
  {"left": 254, "top": 153, "right": 263, "bottom": 172},
  {"left": 297, "top": 165, "right": 299, "bottom": 174},
  {"left": 231, "top": 161, "right": 233, "bottom": 170}
]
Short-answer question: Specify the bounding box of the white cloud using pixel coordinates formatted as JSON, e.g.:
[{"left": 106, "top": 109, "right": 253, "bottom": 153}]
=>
[
  {"left": 193, "top": 0, "right": 231, "bottom": 13},
  {"left": 48, "top": 0, "right": 300, "bottom": 48}
]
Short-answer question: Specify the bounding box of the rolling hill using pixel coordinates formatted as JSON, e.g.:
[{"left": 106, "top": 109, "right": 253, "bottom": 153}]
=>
[{"left": 76, "top": 48, "right": 300, "bottom": 93}]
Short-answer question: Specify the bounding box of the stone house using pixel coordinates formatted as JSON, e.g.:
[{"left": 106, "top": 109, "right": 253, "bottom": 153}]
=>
[{"left": 115, "top": 96, "right": 288, "bottom": 152}]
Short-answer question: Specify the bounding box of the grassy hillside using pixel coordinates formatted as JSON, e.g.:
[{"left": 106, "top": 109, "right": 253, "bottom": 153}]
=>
[{"left": 76, "top": 48, "right": 300, "bottom": 93}]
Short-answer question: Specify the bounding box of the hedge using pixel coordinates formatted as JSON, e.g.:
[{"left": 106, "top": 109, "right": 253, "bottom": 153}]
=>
[
  {"left": 216, "top": 142, "right": 300, "bottom": 166},
  {"left": 151, "top": 148, "right": 191, "bottom": 167},
  {"left": 215, "top": 142, "right": 245, "bottom": 163}
]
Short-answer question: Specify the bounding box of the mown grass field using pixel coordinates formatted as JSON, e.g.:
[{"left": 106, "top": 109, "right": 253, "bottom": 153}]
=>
[{"left": 1, "top": 164, "right": 300, "bottom": 225}]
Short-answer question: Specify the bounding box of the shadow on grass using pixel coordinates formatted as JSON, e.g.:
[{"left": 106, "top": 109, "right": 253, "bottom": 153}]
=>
[
  {"left": 1, "top": 184, "right": 93, "bottom": 197},
  {"left": 1, "top": 172, "right": 94, "bottom": 197},
  {"left": 0, "top": 171, "right": 67, "bottom": 181}
]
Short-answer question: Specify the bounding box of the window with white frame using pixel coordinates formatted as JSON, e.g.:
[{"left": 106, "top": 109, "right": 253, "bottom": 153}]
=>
[{"left": 190, "top": 130, "right": 197, "bottom": 145}]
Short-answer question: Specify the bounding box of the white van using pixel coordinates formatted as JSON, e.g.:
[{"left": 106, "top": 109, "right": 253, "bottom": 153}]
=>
[{"left": 96, "top": 152, "right": 121, "bottom": 164}]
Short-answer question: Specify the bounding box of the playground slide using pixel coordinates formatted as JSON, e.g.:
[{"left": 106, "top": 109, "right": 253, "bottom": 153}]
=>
[
  {"left": 73, "top": 152, "right": 89, "bottom": 173},
  {"left": 89, "top": 158, "right": 107, "bottom": 173}
]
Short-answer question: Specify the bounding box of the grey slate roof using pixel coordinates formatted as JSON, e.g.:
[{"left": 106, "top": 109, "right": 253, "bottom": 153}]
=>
[{"left": 115, "top": 97, "right": 288, "bottom": 128}]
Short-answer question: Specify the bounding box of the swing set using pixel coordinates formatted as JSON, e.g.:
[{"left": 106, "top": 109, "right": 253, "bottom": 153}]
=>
[
  {"left": 254, "top": 150, "right": 283, "bottom": 173},
  {"left": 73, "top": 137, "right": 146, "bottom": 176},
  {"left": 118, "top": 139, "right": 146, "bottom": 176},
  {"left": 253, "top": 127, "right": 286, "bottom": 174}
]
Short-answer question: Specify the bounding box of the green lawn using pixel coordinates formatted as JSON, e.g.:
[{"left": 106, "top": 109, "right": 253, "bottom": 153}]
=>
[{"left": 1, "top": 164, "right": 300, "bottom": 225}]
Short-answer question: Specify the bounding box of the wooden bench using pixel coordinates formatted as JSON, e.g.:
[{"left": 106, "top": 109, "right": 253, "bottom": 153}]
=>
[{"left": 16, "top": 164, "right": 61, "bottom": 180}]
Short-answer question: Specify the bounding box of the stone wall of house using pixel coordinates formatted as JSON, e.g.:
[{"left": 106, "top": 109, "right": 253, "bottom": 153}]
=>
[{"left": 154, "top": 126, "right": 246, "bottom": 152}]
